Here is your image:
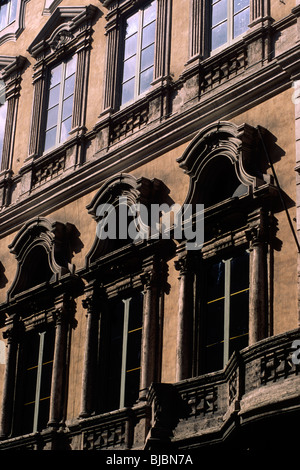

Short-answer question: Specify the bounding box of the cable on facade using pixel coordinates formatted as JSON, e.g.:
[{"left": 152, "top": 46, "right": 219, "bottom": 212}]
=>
[{"left": 257, "top": 125, "right": 300, "bottom": 253}]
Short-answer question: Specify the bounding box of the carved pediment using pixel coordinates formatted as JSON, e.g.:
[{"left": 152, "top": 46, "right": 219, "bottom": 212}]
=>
[
  {"left": 7, "top": 217, "right": 74, "bottom": 301},
  {"left": 177, "top": 121, "right": 273, "bottom": 208},
  {"left": 28, "top": 5, "right": 97, "bottom": 59}
]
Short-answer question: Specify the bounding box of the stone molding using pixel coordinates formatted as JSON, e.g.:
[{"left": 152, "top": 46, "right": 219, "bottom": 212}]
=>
[{"left": 0, "top": 0, "right": 30, "bottom": 47}]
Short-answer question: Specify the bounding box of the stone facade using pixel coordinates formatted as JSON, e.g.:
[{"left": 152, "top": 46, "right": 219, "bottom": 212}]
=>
[{"left": 0, "top": 0, "right": 299, "bottom": 451}]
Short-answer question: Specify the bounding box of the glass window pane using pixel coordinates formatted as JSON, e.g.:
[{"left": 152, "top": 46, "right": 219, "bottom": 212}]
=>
[
  {"left": 234, "top": 0, "right": 249, "bottom": 14},
  {"left": 37, "top": 397, "right": 51, "bottom": 432},
  {"left": 0, "top": 2, "right": 9, "bottom": 30},
  {"left": 46, "top": 105, "right": 59, "bottom": 130},
  {"left": 62, "top": 95, "right": 73, "bottom": 121},
  {"left": 204, "top": 342, "right": 223, "bottom": 373},
  {"left": 128, "top": 292, "right": 143, "bottom": 331},
  {"left": 230, "top": 252, "right": 249, "bottom": 294},
  {"left": 65, "top": 56, "right": 77, "bottom": 78},
  {"left": 139, "top": 66, "right": 153, "bottom": 94},
  {"left": 234, "top": 8, "right": 249, "bottom": 37},
  {"left": 143, "top": 1, "right": 156, "bottom": 26},
  {"left": 212, "top": 0, "right": 227, "bottom": 27},
  {"left": 123, "top": 55, "right": 136, "bottom": 82},
  {"left": 141, "top": 44, "right": 155, "bottom": 71},
  {"left": 48, "top": 83, "right": 60, "bottom": 108},
  {"left": 9, "top": 0, "right": 18, "bottom": 22},
  {"left": 206, "top": 261, "right": 225, "bottom": 303},
  {"left": 124, "top": 33, "right": 138, "bottom": 60},
  {"left": 211, "top": 21, "right": 227, "bottom": 50},
  {"left": 125, "top": 12, "right": 139, "bottom": 38},
  {"left": 230, "top": 291, "right": 249, "bottom": 338},
  {"left": 142, "top": 21, "right": 156, "bottom": 48},
  {"left": 44, "top": 126, "right": 57, "bottom": 151},
  {"left": 121, "top": 78, "right": 135, "bottom": 105},
  {"left": 63, "top": 74, "right": 75, "bottom": 99},
  {"left": 60, "top": 116, "right": 72, "bottom": 142},
  {"left": 106, "top": 300, "right": 124, "bottom": 411},
  {"left": 124, "top": 368, "right": 140, "bottom": 407},
  {"left": 0, "top": 101, "right": 7, "bottom": 161},
  {"left": 50, "top": 64, "right": 62, "bottom": 88},
  {"left": 205, "top": 300, "right": 224, "bottom": 346}
]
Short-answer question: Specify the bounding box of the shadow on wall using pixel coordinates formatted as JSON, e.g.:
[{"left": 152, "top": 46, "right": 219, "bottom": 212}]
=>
[
  {"left": 0, "top": 262, "right": 8, "bottom": 290},
  {"left": 259, "top": 127, "right": 295, "bottom": 213}
]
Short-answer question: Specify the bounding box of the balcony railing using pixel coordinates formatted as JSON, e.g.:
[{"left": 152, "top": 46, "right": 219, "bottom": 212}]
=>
[{"left": 0, "top": 328, "right": 299, "bottom": 450}]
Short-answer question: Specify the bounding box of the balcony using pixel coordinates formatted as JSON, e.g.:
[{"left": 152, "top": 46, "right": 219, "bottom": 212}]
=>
[
  {"left": 146, "top": 328, "right": 300, "bottom": 450},
  {"left": 0, "top": 328, "right": 299, "bottom": 450}
]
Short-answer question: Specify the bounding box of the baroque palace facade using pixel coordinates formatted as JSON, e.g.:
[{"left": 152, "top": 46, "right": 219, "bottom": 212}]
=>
[{"left": 0, "top": 0, "right": 299, "bottom": 451}]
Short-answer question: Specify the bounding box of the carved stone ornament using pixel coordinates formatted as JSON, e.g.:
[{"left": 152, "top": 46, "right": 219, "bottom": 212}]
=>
[{"left": 49, "top": 30, "right": 74, "bottom": 52}]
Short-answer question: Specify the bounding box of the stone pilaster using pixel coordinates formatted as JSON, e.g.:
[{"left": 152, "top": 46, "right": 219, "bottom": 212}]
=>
[
  {"left": 247, "top": 216, "right": 268, "bottom": 344},
  {"left": 139, "top": 258, "right": 159, "bottom": 401},
  {"left": 80, "top": 292, "right": 100, "bottom": 418},
  {"left": 0, "top": 315, "right": 20, "bottom": 439},
  {"left": 174, "top": 247, "right": 194, "bottom": 382}
]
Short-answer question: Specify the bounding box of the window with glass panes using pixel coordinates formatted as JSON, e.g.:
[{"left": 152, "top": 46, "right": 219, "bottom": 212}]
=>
[
  {"left": 0, "top": 99, "right": 7, "bottom": 166},
  {"left": 43, "top": 55, "right": 76, "bottom": 152},
  {"left": 211, "top": 0, "right": 250, "bottom": 51},
  {"left": 0, "top": 0, "right": 17, "bottom": 31},
  {"left": 202, "top": 250, "right": 249, "bottom": 373},
  {"left": 105, "top": 292, "right": 143, "bottom": 411},
  {"left": 121, "top": 1, "right": 156, "bottom": 106},
  {"left": 19, "top": 327, "right": 55, "bottom": 435}
]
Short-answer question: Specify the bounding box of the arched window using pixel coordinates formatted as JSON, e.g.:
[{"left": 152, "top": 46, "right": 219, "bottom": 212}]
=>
[
  {"left": 79, "top": 174, "right": 174, "bottom": 417},
  {"left": 0, "top": 218, "right": 81, "bottom": 439},
  {"left": 175, "top": 121, "right": 277, "bottom": 379}
]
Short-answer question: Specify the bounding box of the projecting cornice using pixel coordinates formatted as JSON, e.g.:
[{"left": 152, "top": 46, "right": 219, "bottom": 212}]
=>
[{"left": 27, "top": 4, "right": 98, "bottom": 58}]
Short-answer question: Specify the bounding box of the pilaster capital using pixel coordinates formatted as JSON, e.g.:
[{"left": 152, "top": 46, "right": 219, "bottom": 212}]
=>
[
  {"left": 82, "top": 295, "right": 98, "bottom": 314},
  {"left": 2, "top": 314, "right": 23, "bottom": 344},
  {"left": 174, "top": 251, "right": 195, "bottom": 277},
  {"left": 54, "top": 295, "right": 76, "bottom": 326}
]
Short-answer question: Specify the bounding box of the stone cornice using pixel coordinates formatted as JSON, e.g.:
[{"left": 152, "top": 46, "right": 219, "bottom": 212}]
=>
[{"left": 0, "top": 37, "right": 298, "bottom": 239}]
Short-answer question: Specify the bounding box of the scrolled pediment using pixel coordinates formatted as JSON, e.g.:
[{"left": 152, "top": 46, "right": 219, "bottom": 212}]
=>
[
  {"left": 7, "top": 217, "right": 74, "bottom": 301},
  {"left": 177, "top": 121, "right": 272, "bottom": 208},
  {"left": 28, "top": 4, "right": 98, "bottom": 59}
]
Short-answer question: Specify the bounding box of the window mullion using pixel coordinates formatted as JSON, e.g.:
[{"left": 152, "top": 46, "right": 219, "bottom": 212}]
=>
[
  {"left": 228, "top": 0, "right": 233, "bottom": 45},
  {"left": 7, "top": 0, "right": 11, "bottom": 25},
  {"left": 135, "top": 9, "right": 143, "bottom": 100},
  {"left": 119, "top": 298, "right": 131, "bottom": 409},
  {"left": 33, "top": 331, "right": 45, "bottom": 433},
  {"left": 223, "top": 259, "right": 231, "bottom": 368},
  {"left": 56, "top": 63, "right": 65, "bottom": 146}
]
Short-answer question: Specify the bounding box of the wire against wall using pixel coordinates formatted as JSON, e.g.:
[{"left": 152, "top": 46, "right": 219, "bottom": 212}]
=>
[{"left": 257, "top": 125, "right": 300, "bottom": 254}]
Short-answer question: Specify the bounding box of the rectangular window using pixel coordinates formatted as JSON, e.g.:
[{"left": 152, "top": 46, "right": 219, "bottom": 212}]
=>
[
  {"left": 105, "top": 292, "right": 143, "bottom": 411},
  {"left": 0, "top": 99, "right": 7, "bottom": 166},
  {"left": 0, "top": 0, "right": 17, "bottom": 31},
  {"left": 121, "top": 1, "right": 156, "bottom": 107},
  {"left": 202, "top": 250, "right": 249, "bottom": 373},
  {"left": 43, "top": 55, "right": 77, "bottom": 152},
  {"left": 211, "top": 0, "right": 250, "bottom": 51},
  {"left": 20, "top": 328, "right": 55, "bottom": 435}
]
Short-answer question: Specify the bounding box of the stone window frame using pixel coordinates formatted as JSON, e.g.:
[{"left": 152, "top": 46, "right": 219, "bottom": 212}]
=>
[
  {"left": 0, "top": 55, "right": 25, "bottom": 208},
  {"left": 79, "top": 173, "right": 174, "bottom": 418},
  {"left": 0, "top": 217, "right": 81, "bottom": 439},
  {"left": 0, "top": 0, "right": 29, "bottom": 46},
  {"left": 174, "top": 121, "right": 277, "bottom": 381},
  {"left": 43, "top": 0, "right": 62, "bottom": 16},
  {"left": 188, "top": 0, "right": 271, "bottom": 63},
  {"left": 20, "top": 5, "right": 97, "bottom": 197},
  {"left": 99, "top": 0, "right": 172, "bottom": 117}
]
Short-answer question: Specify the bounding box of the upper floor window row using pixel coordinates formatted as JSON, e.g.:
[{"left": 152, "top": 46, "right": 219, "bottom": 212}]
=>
[
  {"left": 121, "top": 0, "right": 156, "bottom": 107},
  {"left": 44, "top": 56, "right": 76, "bottom": 153},
  {"left": 211, "top": 0, "right": 250, "bottom": 51}
]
